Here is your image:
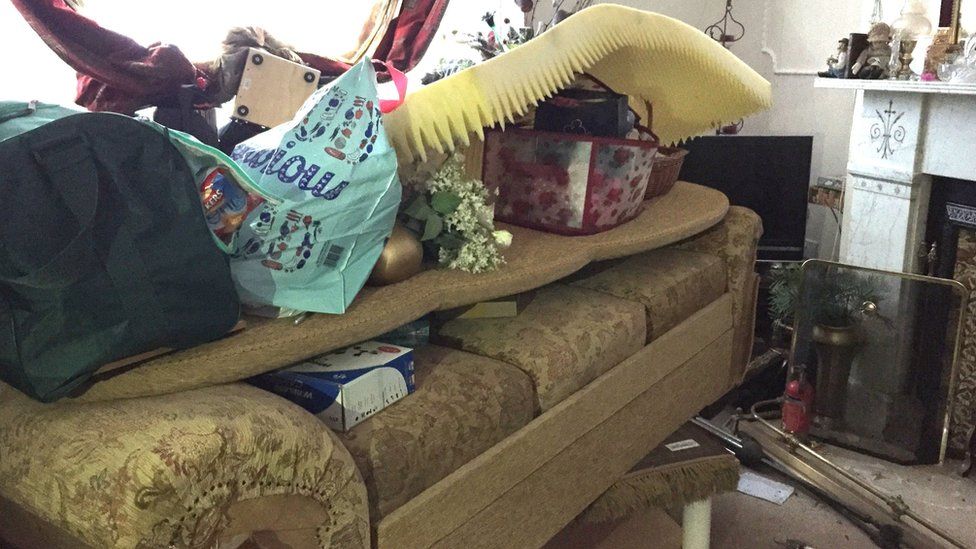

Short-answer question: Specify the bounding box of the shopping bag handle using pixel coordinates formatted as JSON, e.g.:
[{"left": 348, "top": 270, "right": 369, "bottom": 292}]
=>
[
  {"left": 379, "top": 62, "right": 408, "bottom": 114},
  {"left": 0, "top": 131, "right": 99, "bottom": 289},
  {"left": 0, "top": 100, "right": 38, "bottom": 124}
]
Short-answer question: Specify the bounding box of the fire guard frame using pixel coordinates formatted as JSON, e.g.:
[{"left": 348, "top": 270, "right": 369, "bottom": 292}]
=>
[{"left": 788, "top": 259, "right": 968, "bottom": 464}]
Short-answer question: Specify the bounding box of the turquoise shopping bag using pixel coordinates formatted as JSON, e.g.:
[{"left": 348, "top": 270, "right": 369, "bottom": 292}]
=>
[{"left": 229, "top": 59, "right": 401, "bottom": 315}]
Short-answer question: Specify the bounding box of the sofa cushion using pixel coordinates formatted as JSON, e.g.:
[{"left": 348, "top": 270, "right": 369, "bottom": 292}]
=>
[
  {"left": 338, "top": 345, "right": 535, "bottom": 519},
  {"left": 570, "top": 249, "right": 726, "bottom": 342},
  {"left": 432, "top": 285, "right": 646, "bottom": 411},
  {"left": 0, "top": 382, "right": 369, "bottom": 549},
  {"left": 74, "top": 183, "right": 728, "bottom": 404},
  {"left": 675, "top": 206, "right": 762, "bottom": 382}
]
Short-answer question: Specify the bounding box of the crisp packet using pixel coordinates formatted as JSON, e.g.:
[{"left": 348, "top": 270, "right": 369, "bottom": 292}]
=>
[{"left": 200, "top": 168, "right": 264, "bottom": 244}]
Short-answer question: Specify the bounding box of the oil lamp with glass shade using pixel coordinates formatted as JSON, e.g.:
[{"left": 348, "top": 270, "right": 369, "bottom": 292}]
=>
[{"left": 891, "top": 0, "right": 934, "bottom": 79}]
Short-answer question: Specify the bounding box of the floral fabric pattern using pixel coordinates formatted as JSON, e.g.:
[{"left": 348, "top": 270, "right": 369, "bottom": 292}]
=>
[
  {"left": 338, "top": 346, "right": 535, "bottom": 519},
  {"left": 570, "top": 249, "right": 726, "bottom": 342},
  {"left": 0, "top": 382, "right": 369, "bottom": 549},
  {"left": 483, "top": 130, "right": 654, "bottom": 234},
  {"left": 433, "top": 285, "right": 646, "bottom": 411},
  {"left": 951, "top": 228, "right": 976, "bottom": 451},
  {"left": 675, "top": 206, "right": 762, "bottom": 381}
]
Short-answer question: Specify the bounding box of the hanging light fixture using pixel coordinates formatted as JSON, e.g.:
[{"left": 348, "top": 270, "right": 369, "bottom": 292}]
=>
[
  {"left": 871, "top": 0, "right": 885, "bottom": 25},
  {"left": 706, "top": 0, "right": 746, "bottom": 134},
  {"left": 705, "top": 0, "right": 746, "bottom": 49}
]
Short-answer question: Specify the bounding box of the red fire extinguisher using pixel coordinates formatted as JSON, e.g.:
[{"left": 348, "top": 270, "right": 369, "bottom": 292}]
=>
[{"left": 782, "top": 365, "right": 815, "bottom": 438}]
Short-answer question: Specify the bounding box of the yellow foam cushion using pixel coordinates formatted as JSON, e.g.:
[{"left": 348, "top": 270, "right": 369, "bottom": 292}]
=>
[{"left": 387, "top": 4, "right": 771, "bottom": 161}]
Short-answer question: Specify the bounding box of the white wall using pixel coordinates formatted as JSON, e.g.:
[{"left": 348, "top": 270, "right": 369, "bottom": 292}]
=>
[
  {"left": 1, "top": 1, "right": 80, "bottom": 105},
  {"left": 735, "top": 0, "right": 864, "bottom": 188},
  {"left": 728, "top": 0, "right": 941, "bottom": 188}
]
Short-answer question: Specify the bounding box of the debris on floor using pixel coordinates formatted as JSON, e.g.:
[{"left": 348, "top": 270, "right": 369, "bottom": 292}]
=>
[
  {"left": 774, "top": 538, "right": 816, "bottom": 549},
  {"left": 737, "top": 469, "right": 795, "bottom": 505}
]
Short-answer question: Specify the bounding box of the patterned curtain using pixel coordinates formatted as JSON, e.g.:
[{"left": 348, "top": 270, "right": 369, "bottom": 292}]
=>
[
  {"left": 339, "top": 0, "right": 403, "bottom": 64},
  {"left": 298, "top": 0, "right": 450, "bottom": 82}
]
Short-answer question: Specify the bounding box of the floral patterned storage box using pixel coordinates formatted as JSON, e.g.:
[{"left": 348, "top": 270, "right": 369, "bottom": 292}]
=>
[{"left": 482, "top": 128, "right": 658, "bottom": 235}]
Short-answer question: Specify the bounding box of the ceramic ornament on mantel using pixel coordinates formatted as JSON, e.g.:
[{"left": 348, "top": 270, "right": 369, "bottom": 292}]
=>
[
  {"left": 818, "top": 38, "right": 852, "bottom": 78},
  {"left": 891, "top": 0, "right": 935, "bottom": 80},
  {"left": 852, "top": 23, "right": 894, "bottom": 79}
]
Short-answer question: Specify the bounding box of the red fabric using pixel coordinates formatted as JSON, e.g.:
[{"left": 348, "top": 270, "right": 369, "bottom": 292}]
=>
[
  {"left": 378, "top": 63, "right": 408, "bottom": 113},
  {"left": 373, "top": 0, "right": 450, "bottom": 74},
  {"left": 300, "top": 0, "right": 450, "bottom": 82},
  {"left": 12, "top": 0, "right": 450, "bottom": 113}
]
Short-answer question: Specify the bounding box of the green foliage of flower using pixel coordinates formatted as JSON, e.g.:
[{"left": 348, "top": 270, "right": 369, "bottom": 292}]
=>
[
  {"left": 769, "top": 263, "right": 887, "bottom": 328},
  {"left": 768, "top": 264, "right": 804, "bottom": 325},
  {"left": 402, "top": 154, "right": 510, "bottom": 273}
]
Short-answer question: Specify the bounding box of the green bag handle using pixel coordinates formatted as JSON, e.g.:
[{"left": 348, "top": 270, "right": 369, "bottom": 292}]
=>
[
  {"left": 0, "top": 101, "right": 80, "bottom": 144},
  {"left": 0, "top": 100, "right": 38, "bottom": 124},
  {"left": 0, "top": 131, "right": 98, "bottom": 289}
]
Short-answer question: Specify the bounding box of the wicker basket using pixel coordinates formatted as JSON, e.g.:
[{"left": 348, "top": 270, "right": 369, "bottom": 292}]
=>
[{"left": 644, "top": 146, "right": 688, "bottom": 199}]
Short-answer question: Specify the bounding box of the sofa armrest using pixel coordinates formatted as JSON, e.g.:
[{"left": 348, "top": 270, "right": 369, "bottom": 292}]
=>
[
  {"left": 0, "top": 382, "right": 369, "bottom": 549},
  {"left": 673, "top": 206, "right": 763, "bottom": 386}
]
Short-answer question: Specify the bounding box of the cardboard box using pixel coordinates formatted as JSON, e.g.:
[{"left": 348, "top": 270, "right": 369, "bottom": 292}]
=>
[
  {"left": 379, "top": 317, "right": 430, "bottom": 348},
  {"left": 250, "top": 341, "right": 414, "bottom": 431},
  {"left": 434, "top": 291, "right": 536, "bottom": 321},
  {"left": 233, "top": 47, "right": 320, "bottom": 128}
]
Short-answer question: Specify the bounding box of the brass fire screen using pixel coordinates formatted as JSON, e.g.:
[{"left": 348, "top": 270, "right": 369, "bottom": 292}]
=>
[{"left": 789, "top": 260, "right": 968, "bottom": 464}]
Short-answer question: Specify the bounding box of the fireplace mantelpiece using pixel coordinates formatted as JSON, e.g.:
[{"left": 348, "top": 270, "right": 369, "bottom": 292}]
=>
[
  {"left": 813, "top": 79, "right": 976, "bottom": 96},
  {"left": 814, "top": 78, "right": 976, "bottom": 273}
]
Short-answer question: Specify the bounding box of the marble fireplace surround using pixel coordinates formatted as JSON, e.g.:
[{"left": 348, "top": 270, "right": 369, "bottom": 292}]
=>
[
  {"left": 814, "top": 79, "right": 976, "bottom": 273},
  {"left": 814, "top": 79, "right": 976, "bottom": 454}
]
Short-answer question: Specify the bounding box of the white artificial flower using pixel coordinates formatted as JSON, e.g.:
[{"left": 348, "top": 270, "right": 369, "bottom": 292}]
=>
[
  {"left": 493, "top": 230, "right": 513, "bottom": 248},
  {"left": 404, "top": 153, "right": 508, "bottom": 273}
]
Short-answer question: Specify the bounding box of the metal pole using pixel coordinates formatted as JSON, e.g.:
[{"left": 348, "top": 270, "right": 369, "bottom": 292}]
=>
[{"left": 748, "top": 400, "right": 967, "bottom": 549}]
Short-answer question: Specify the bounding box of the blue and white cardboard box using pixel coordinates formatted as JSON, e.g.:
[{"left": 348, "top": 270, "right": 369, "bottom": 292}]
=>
[{"left": 250, "top": 341, "right": 415, "bottom": 431}]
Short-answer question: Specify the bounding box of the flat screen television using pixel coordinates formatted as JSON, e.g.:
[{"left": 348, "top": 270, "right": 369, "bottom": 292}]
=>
[{"left": 677, "top": 136, "right": 812, "bottom": 261}]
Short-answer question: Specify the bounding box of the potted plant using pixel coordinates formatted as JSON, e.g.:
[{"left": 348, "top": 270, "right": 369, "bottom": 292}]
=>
[{"left": 768, "top": 263, "right": 886, "bottom": 426}]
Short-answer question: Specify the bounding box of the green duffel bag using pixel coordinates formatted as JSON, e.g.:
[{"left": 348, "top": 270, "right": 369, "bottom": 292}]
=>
[{"left": 0, "top": 102, "right": 241, "bottom": 402}]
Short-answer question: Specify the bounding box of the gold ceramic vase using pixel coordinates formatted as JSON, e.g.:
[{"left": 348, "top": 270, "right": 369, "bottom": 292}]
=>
[{"left": 812, "top": 324, "right": 864, "bottom": 427}]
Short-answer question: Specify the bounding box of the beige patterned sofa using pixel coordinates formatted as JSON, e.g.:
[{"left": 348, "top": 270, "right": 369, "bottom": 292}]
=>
[{"left": 0, "top": 205, "right": 761, "bottom": 549}]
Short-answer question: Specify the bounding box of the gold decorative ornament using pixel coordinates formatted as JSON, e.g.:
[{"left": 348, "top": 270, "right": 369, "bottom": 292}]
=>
[
  {"left": 367, "top": 224, "right": 424, "bottom": 286},
  {"left": 950, "top": 0, "right": 963, "bottom": 44},
  {"left": 891, "top": 0, "right": 934, "bottom": 80},
  {"left": 925, "top": 28, "right": 961, "bottom": 78}
]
